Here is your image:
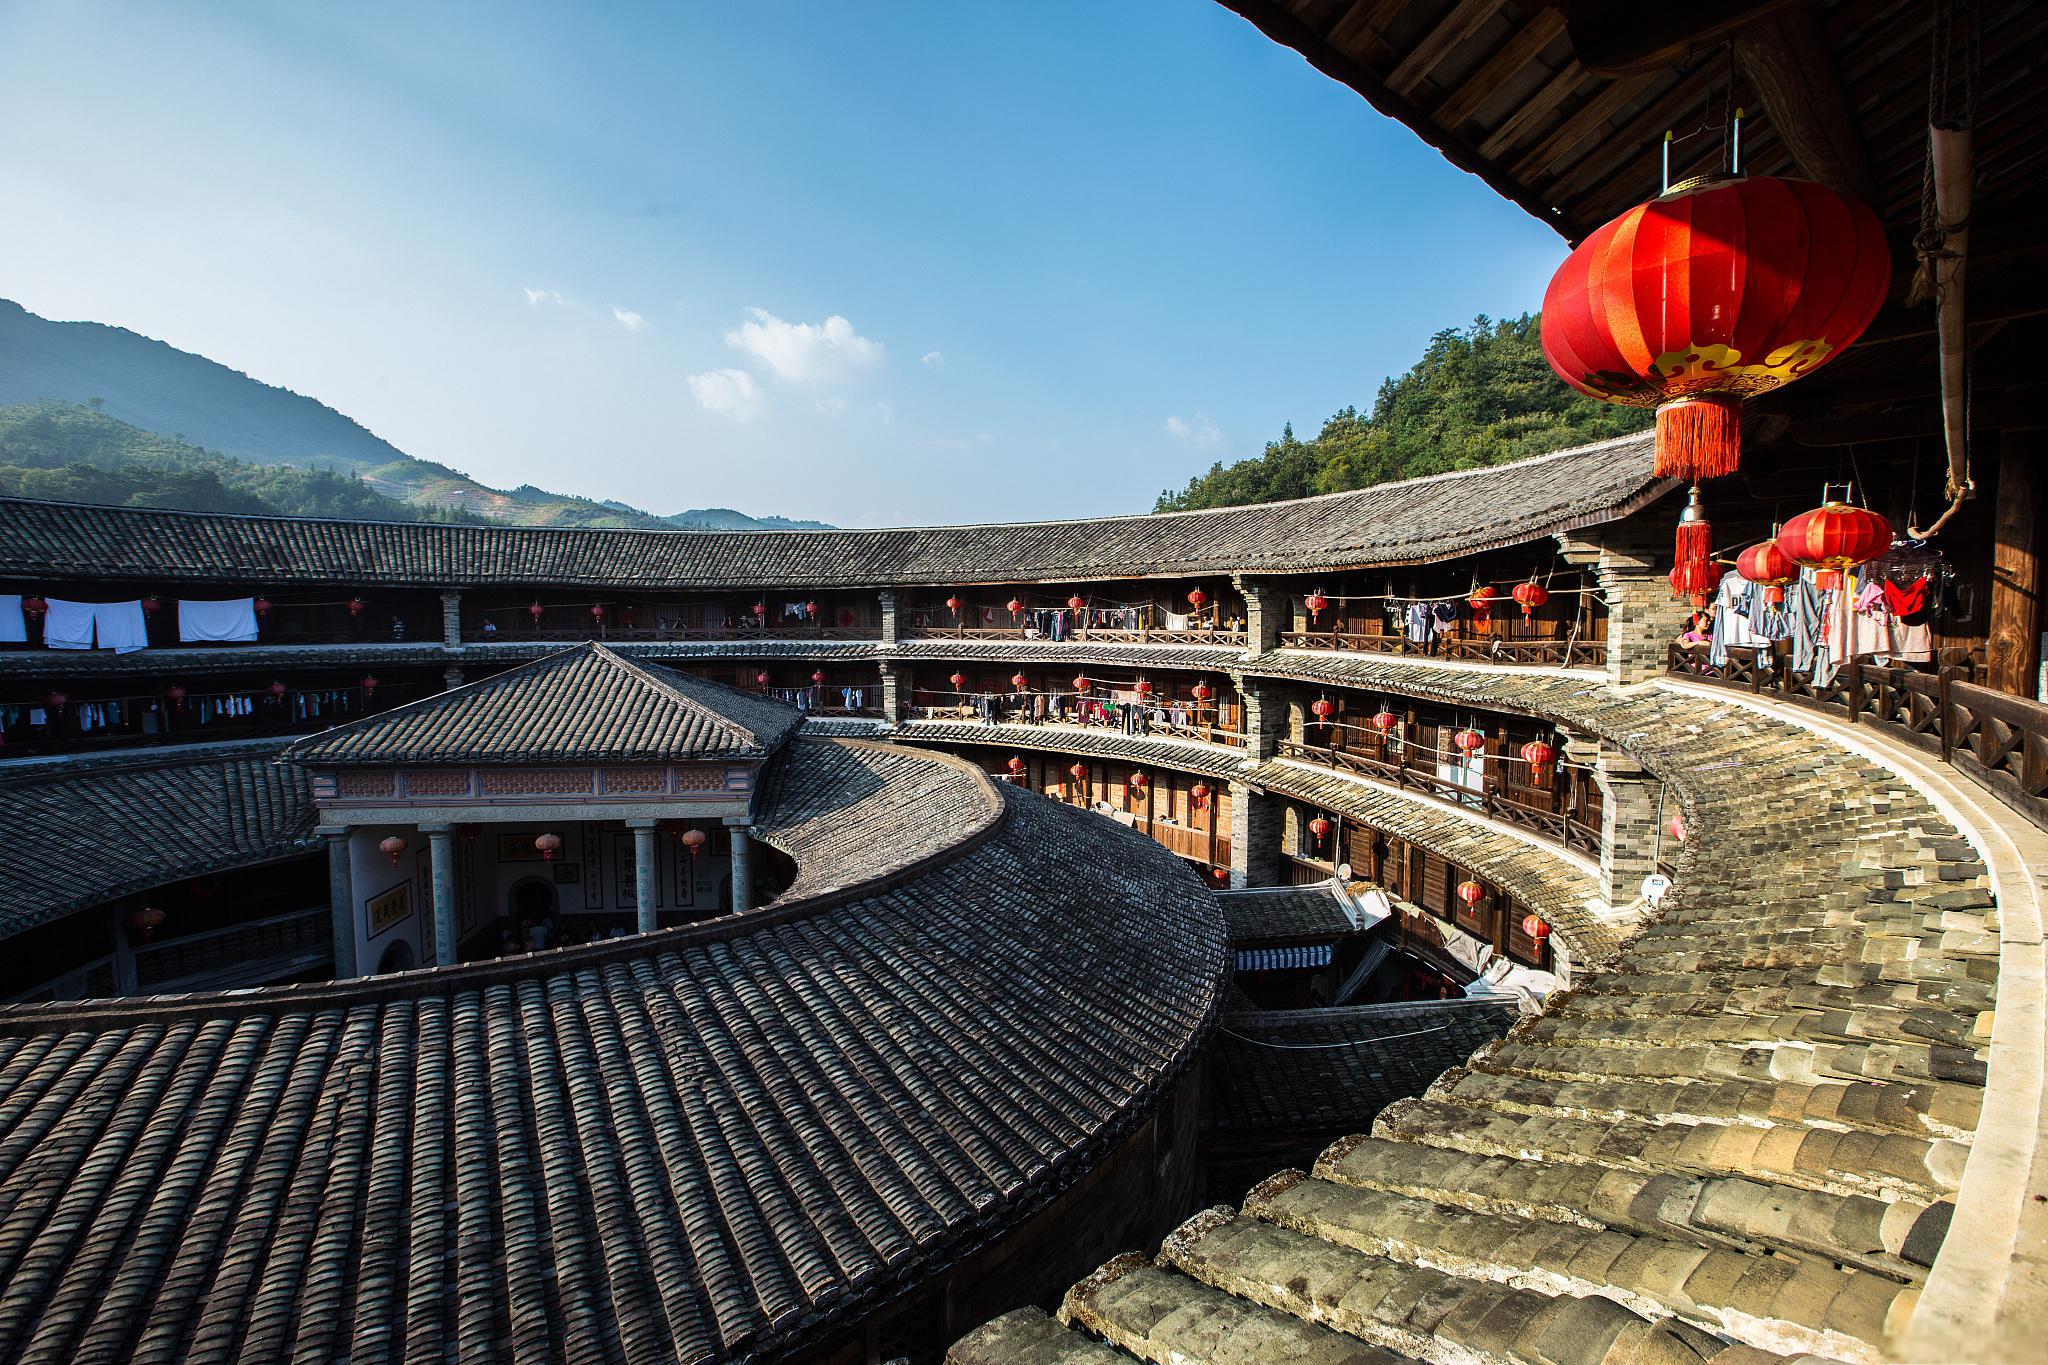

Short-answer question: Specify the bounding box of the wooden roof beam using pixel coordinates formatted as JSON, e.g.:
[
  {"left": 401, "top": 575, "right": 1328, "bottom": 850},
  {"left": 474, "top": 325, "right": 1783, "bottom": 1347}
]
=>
[
  {"left": 1558, "top": 0, "right": 1808, "bottom": 75},
  {"left": 1431, "top": 8, "right": 1566, "bottom": 131},
  {"left": 1734, "top": 3, "right": 1879, "bottom": 202},
  {"left": 1385, "top": 0, "right": 1507, "bottom": 100}
]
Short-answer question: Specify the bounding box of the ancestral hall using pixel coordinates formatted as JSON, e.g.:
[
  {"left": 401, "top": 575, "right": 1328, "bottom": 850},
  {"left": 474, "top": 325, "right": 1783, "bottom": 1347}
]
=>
[{"left": 0, "top": 2, "right": 2045, "bottom": 1363}]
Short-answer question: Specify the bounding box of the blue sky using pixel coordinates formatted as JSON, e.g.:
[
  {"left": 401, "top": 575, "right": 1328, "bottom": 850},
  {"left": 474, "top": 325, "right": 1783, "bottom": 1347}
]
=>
[{"left": 0, "top": 1, "right": 1571, "bottom": 526}]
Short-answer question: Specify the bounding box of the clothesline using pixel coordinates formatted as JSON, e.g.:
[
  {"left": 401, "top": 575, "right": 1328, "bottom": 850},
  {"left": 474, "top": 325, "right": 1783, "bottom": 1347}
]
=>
[{"left": 1300, "top": 584, "right": 1599, "bottom": 604}]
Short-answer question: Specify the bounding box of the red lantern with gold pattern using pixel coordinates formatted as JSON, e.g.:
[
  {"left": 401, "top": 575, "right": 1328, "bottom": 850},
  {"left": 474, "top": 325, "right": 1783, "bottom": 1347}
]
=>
[
  {"left": 1512, "top": 580, "right": 1549, "bottom": 619},
  {"left": 1776, "top": 500, "right": 1892, "bottom": 575},
  {"left": 1456, "top": 880, "right": 1484, "bottom": 908},
  {"left": 1738, "top": 536, "right": 1802, "bottom": 607},
  {"left": 1542, "top": 175, "right": 1890, "bottom": 483}
]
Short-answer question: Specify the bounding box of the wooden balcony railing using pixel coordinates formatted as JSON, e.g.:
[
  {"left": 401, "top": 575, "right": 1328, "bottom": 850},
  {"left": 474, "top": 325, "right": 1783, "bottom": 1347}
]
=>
[
  {"left": 465, "top": 625, "right": 875, "bottom": 643},
  {"left": 1670, "top": 642, "right": 2048, "bottom": 830},
  {"left": 900, "top": 624, "right": 1248, "bottom": 647},
  {"left": 910, "top": 707, "right": 1248, "bottom": 749},
  {"left": 1276, "top": 737, "right": 1599, "bottom": 858},
  {"left": 132, "top": 905, "right": 333, "bottom": 991},
  {"left": 1277, "top": 630, "right": 1594, "bottom": 668}
]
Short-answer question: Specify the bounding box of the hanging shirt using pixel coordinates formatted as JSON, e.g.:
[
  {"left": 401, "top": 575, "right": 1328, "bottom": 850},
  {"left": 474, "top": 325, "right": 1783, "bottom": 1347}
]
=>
[
  {"left": 1404, "top": 603, "right": 1434, "bottom": 644},
  {"left": 1709, "top": 572, "right": 1768, "bottom": 666}
]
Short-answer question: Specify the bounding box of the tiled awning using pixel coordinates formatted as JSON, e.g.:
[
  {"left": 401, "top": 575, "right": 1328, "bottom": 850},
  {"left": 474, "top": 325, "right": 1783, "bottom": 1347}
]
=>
[{"left": 1234, "top": 944, "right": 1332, "bottom": 972}]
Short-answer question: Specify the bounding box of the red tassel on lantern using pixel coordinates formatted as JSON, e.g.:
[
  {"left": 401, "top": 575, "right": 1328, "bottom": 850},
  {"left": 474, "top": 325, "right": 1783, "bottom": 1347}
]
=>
[
  {"left": 1670, "top": 487, "right": 1717, "bottom": 600},
  {"left": 1655, "top": 396, "right": 1743, "bottom": 482}
]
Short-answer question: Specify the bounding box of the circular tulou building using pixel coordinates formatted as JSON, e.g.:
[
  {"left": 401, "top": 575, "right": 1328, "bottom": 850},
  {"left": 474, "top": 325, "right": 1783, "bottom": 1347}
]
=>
[{"left": 3, "top": 3, "right": 2048, "bottom": 1364}]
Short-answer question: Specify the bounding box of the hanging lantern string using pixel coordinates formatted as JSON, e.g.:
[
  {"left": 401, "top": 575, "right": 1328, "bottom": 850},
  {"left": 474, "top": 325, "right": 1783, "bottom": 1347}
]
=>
[
  {"left": 1298, "top": 582, "right": 1600, "bottom": 605},
  {"left": 926, "top": 679, "right": 1202, "bottom": 702},
  {"left": 1303, "top": 717, "right": 1588, "bottom": 773}
]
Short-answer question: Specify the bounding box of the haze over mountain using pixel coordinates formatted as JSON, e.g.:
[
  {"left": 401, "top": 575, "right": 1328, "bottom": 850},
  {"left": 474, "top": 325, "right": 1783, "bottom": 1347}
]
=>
[{"left": 0, "top": 299, "right": 832, "bottom": 530}]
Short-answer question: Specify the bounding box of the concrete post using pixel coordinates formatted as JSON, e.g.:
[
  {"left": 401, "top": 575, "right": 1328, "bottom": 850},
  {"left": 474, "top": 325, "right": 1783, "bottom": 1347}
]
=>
[
  {"left": 1227, "top": 780, "right": 1285, "bottom": 889},
  {"left": 629, "top": 819, "right": 660, "bottom": 933},
  {"left": 423, "top": 824, "right": 457, "bottom": 967},
  {"left": 878, "top": 589, "right": 899, "bottom": 646},
  {"left": 1232, "top": 573, "right": 1284, "bottom": 656},
  {"left": 1593, "top": 740, "right": 1665, "bottom": 909},
  {"left": 728, "top": 825, "right": 754, "bottom": 912},
  {"left": 440, "top": 590, "right": 463, "bottom": 648},
  {"left": 879, "top": 661, "right": 902, "bottom": 725},
  {"left": 320, "top": 825, "right": 357, "bottom": 979}
]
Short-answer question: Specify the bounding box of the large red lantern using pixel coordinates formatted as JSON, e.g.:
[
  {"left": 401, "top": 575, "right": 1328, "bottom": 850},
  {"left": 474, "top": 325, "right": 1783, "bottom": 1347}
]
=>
[
  {"left": 1776, "top": 500, "right": 1892, "bottom": 576},
  {"left": 1453, "top": 727, "right": 1486, "bottom": 755},
  {"left": 534, "top": 832, "right": 562, "bottom": 862},
  {"left": 1308, "top": 815, "right": 1332, "bottom": 843},
  {"left": 1542, "top": 175, "right": 1890, "bottom": 483},
  {"left": 1305, "top": 590, "right": 1329, "bottom": 622},
  {"left": 1187, "top": 587, "right": 1207, "bottom": 609},
  {"left": 1519, "top": 739, "right": 1556, "bottom": 774},
  {"left": 1512, "top": 580, "right": 1549, "bottom": 619},
  {"left": 1467, "top": 585, "right": 1498, "bottom": 621},
  {"left": 1737, "top": 536, "right": 1801, "bottom": 607},
  {"left": 1370, "top": 707, "right": 1400, "bottom": 735},
  {"left": 1457, "top": 880, "right": 1484, "bottom": 908},
  {"left": 1310, "top": 697, "right": 1336, "bottom": 722},
  {"left": 1522, "top": 915, "right": 1550, "bottom": 945},
  {"left": 379, "top": 835, "right": 407, "bottom": 867}
]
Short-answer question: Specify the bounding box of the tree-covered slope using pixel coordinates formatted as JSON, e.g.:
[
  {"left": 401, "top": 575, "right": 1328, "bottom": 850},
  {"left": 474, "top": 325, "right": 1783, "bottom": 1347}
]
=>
[
  {"left": 0, "top": 299, "right": 832, "bottom": 529},
  {"left": 1156, "top": 314, "right": 1648, "bottom": 511}
]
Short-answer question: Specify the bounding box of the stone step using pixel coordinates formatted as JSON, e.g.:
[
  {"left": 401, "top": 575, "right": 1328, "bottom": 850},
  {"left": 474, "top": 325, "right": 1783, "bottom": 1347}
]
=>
[
  {"left": 1375, "top": 1096, "right": 1964, "bottom": 1205},
  {"left": 1312, "top": 1134, "right": 1942, "bottom": 1281},
  {"left": 1159, "top": 1204, "right": 1820, "bottom": 1365},
  {"left": 1057, "top": 1254, "right": 1411, "bottom": 1365},
  {"left": 949, "top": 1308, "right": 1141, "bottom": 1364},
  {"left": 1240, "top": 1170, "right": 1907, "bottom": 1364}
]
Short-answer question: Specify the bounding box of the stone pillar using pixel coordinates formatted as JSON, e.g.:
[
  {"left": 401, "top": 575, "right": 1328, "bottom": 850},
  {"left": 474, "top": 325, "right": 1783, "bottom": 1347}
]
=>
[
  {"left": 1231, "top": 573, "right": 1285, "bottom": 656},
  {"left": 1593, "top": 740, "right": 1665, "bottom": 909},
  {"left": 629, "top": 819, "right": 660, "bottom": 934},
  {"left": 1227, "top": 780, "right": 1285, "bottom": 889},
  {"left": 728, "top": 825, "right": 754, "bottom": 912},
  {"left": 440, "top": 589, "right": 463, "bottom": 648},
  {"left": 879, "top": 661, "right": 902, "bottom": 725},
  {"left": 878, "top": 589, "right": 899, "bottom": 646},
  {"left": 442, "top": 666, "right": 464, "bottom": 691},
  {"left": 423, "top": 824, "right": 457, "bottom": 967},
  {"left": 1559, "top": 503, "right": 1691, "bottom": 686},
  {"left": 109, "top": 905, "right": 139, "bottom": 996},
  {"left": 321, "top": 825, "right": 357, "bottom": 979},
  {"left": 1234, "top": 674, "right": 1286, "bottom": 762}
]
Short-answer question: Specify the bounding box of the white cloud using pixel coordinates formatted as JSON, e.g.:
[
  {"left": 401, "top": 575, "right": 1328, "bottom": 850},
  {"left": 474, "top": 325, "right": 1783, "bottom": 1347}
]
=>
[
  {"left": 612, "top": 306, "right": 650, "bottom": 333},
  {"left": 725, "top": 307, "right": 884, "bottom": 383},
  {"left": 921, "top": 350, "right": 945, "bottom": 368},
  {"left": 522, "top": 287, "right": 568, "bottom": 306},
  {"left": 874, "top": 401, "right": 895, "bottom": 425},
  {"left": 813, "top": 395, "right": 847, "bottom": 415},
  {"left": 688, "top": 368, "right": 765, "bottom": 422},
  {"left": 1165, "top": 412, "right": 1227, "bottom": 454}
]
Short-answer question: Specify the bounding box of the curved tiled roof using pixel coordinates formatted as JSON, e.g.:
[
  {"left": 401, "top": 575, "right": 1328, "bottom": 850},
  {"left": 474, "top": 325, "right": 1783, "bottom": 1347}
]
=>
[
  {"left": 0, "top": 739, "right": 1228, "bottom": 1363},
  {"left": 0, "top": 432, "right": 1663, "bottom": 587},
  {"left": 0, "top": 739, "right": 315, "bottom": 939},
  {"left": 952, "top": 674, "right": 2012, "bottom": 1365},
  {"left": 280, "top": 642, "right": 801, "bottom": 765}
]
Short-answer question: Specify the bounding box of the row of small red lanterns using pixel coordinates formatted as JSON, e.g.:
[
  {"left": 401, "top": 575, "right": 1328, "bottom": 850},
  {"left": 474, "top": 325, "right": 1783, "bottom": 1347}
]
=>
[
  {"left": 1302, "top": 578, "right": 1552, "bottom": 626},
  {"left": 377, "top": 826, "right": 717, "bottom": 869}
]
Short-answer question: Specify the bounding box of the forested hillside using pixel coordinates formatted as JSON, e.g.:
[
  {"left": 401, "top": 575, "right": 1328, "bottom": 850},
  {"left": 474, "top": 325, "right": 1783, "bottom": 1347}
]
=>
[
  {"left": 1155, "top": 314, "right": 1647, "bottom": 511},
  {"left": 0, "top": 299, "right": 832, "bottom": 529}
]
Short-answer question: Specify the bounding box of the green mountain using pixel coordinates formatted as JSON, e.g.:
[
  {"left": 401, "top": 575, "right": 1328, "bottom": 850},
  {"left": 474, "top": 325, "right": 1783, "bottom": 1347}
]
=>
[
  {"left": 1156, "top": 313, "right": 1649, "bottom": 511},
  {"left": 0, "top": 298, "right": 831, "bottom": 529}
]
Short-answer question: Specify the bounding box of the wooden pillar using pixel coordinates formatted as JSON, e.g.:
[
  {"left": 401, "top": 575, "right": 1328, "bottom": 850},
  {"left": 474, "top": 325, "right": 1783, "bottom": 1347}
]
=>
[{"left": 1989, "top": 430, "right": 2043, "bottom": 699}]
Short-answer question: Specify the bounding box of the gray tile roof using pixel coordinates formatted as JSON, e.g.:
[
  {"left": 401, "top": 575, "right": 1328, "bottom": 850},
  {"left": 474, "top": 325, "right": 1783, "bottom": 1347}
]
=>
[
  {"left": 950, "top": 677, "right": 1999, "bottom": 1365},
  {"left": 0, "top": 432, "right": 1663, "bottom": 586},
  {"left": 1217, "top": 883, "right": 1359, "bottom": 946},
  {"left": 1205, "top": 1001, "right": 1517, "bottom": 1133},
  {"left": 0, "top": 739, "right": 315, "bottom": 938},
  {"left": 280, "top": 642, "right": 801, "bottom": 765},
  {"left": 0, "top": 739, "right": 1229, "bottom": 1362}
]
